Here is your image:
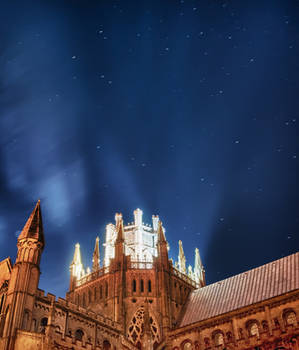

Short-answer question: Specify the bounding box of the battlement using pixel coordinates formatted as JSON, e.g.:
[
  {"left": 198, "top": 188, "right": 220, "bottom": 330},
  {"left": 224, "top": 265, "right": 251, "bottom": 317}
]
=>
[
  {"left": 36, "top": 289, "right": 121, "bottom": 331},
  {"left": 76, "top": 266, "right": 110, "bottom": 287},
  {"left": 172, "top": 266, "right": 198, "bottom": 288}
]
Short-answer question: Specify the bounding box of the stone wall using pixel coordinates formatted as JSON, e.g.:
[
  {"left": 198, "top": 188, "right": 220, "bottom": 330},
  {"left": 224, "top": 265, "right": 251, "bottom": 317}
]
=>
[{"left": 169, "top": 292, "right": 299, "bottom": 350}]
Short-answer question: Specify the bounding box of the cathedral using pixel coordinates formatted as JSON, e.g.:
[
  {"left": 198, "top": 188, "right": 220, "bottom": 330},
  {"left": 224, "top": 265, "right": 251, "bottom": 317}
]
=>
[{"left": 0, "top": 201, "right": 298, "bottom": 350}]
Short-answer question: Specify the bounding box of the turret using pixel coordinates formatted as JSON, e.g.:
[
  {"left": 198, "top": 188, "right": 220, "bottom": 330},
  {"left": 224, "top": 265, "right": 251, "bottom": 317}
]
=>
[
  {"left": 152, "top": 215, "right": 159, "bottom": 232},
  {"left": 134, "top": 208, "right": 143, "bottom": 227},
  {"left": 92, "top": 237, "right": 100, "bottom": 271},
  {"left": 2, "top": 201, "right": 45, "bottom": 349},
  {"left": 178, "top": 240, "right": 186, "bottom": 273}
]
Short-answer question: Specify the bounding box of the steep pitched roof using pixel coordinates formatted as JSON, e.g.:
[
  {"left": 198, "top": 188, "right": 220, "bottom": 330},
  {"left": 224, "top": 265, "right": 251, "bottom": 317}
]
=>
[
  {"left": 0, "top": 257, "right": 12, "bottom": 283},
  {"left": 18, "top": 200, "right": 45, "bottom": 244},
  {"left": 180, "top": 252, "right": 299, "bottom": 327}
]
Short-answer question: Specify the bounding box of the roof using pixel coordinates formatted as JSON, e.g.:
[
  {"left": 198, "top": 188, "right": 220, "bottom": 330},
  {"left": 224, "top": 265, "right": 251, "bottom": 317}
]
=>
[
  {"left": 180, "top": 252, "right": 299, "bottom": 327},
  {"left": 18, "top": 200, "right": 45, "bottom": 244}
]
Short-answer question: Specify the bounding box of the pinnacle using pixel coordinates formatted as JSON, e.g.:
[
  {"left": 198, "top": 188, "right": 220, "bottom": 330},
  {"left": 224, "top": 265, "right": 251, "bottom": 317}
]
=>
[
  {"left": 116, "top": 218, "right": 124, "bottom": 243},
  {"left": 18, "top": 200, "right": 45, "bottom": 245},
  {"left": 92, "top": 236, "right": 100, "bottom": 271},
  {"left": 157, "top": 221, "right": 166, "bottom": 243}
]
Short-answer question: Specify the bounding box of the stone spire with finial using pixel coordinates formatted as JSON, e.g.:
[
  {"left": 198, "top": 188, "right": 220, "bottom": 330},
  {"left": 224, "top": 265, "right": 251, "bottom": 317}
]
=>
[{"left": 92, "top": 236, "right": 100, "bottom": 271}]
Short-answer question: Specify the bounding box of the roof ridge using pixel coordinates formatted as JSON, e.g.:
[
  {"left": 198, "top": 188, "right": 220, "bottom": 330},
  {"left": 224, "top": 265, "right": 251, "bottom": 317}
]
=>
[{"left": 198, "top": 251, "right": 299, "bottom": 292}]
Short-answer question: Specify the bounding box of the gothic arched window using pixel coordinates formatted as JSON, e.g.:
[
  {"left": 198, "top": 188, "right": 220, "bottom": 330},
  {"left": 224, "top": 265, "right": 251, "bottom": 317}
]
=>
[
  {"left": 132, "top": 279, "right": 136, "bottom": 293},
  {"left": 40, "top": 317, "right": 48, "bottom": 334},
  {"left": 140, "top": 279, "right": 144, "bottom": 293},
  {"left": 148, "top": 280, "right": 152, "bottom": 293},
  {"left": 214, "top": 332, "right": 224, "bottom": 346},
  {"left": 184, "top": 343, "right": 192, "bottom": 350},
  {"left": 22, "top": 310, "right": 29, "bottom": 330},
  {"left": 75, "top": 329, "right": 84, "bottom": 341},
  {"left": 127, "top": 307, "right": 160, "bottom": 345},
  {"left": 249, "top": 322, "right": 259, "bottom": 337},
  {"left": 103, "top": 340, "right": 111, "bottom": 349},
  {"left": 285, "top": 311, "right": 297, "bottom": 326}
]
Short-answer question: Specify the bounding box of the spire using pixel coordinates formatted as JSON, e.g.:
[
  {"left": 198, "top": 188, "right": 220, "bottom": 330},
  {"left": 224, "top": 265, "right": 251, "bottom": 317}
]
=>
[
  {"left": 18, "top": 200, "right": 44, "bottom": 245},
  {"left": 72, "top": 243, "right": 82, "bottom": 265},
  {"left": 71, "top": 243, "right": 84, "bottom": 280},
  {"left": 194, "top": 248, "right": 202, "bottom": 269},
  {"left": 178, "top": 240, "right": 186, "bottom": 273},
  {"left": 92, "top": 236, "right": 100, "bottom": 271},
  {"left": 194, "top": 248, "right": 204, "bottom": 284},
  {"left": 157, "top": 221, "right": 166, "bottom": 243}
]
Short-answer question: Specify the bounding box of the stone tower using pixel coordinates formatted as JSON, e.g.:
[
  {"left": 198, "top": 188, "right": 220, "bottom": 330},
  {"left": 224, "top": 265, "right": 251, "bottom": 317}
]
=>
[
  {"left": 66, "top": 209, "right": 204, "bottom": 349},
  {"left": 1, "top": 201, "right": 45, "bottom": 350}
]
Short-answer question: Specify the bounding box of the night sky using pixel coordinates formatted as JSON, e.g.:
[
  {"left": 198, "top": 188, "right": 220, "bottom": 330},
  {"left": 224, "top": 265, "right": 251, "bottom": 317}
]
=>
[{"left": 0, "top": 0, "right": 298, "bottom": 299}]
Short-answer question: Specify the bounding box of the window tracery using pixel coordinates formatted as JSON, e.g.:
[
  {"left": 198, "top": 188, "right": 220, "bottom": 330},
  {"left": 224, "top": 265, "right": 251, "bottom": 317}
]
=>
[
  {"left": 127, "top": 307, "right": 160, "bottom": 346},
  {"left": 75, "top": 329, "right": 84, "bottom": 341},
  {"left": 249, "top": 322, "right": 259, "bottom": 337},
  {"left": 183, "top": 342, "right": 192, "bottom": 350},
  {"left": 214, "top": 332, "right": 224, "bottom": 346},
  {"left": 285, "top": 311, "right": 297, "bottom": 326}
]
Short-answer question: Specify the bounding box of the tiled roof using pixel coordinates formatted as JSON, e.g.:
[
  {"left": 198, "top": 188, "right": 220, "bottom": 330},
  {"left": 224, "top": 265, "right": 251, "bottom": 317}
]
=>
[{"left": 180, "top": 252, "right": 299, "bottom": 327}]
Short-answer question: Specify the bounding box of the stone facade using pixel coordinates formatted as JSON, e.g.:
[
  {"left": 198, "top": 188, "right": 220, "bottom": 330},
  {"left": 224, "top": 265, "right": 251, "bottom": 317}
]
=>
[{"left": 0, "top": 201, "right": 298, "bottom": 350}]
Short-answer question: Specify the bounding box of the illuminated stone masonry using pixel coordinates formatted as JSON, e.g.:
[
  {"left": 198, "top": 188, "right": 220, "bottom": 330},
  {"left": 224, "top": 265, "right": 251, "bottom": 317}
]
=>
[{"left": 0, "top": 201, "right": 298, "bottom": 350}]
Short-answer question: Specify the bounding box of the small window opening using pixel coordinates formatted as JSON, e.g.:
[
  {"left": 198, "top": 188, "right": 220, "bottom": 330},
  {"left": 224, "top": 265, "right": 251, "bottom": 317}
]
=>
[
  {"left": 140, "top": 279, "right": 144, "bottom": 293},
  {"left": 148, "top": 280, "right": 152, "bottom": 292}
]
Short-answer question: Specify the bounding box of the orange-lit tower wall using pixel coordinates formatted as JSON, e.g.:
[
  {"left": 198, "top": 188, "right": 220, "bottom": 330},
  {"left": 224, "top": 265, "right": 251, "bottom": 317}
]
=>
[{"left": 1, "top": 201, "right": 45, "bottom": 350}]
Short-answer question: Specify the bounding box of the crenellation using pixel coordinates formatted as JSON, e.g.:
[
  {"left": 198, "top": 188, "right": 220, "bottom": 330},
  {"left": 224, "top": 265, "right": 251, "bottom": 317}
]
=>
[{"left": 36, "top": 288, "right": 45, "bottom": 297}]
